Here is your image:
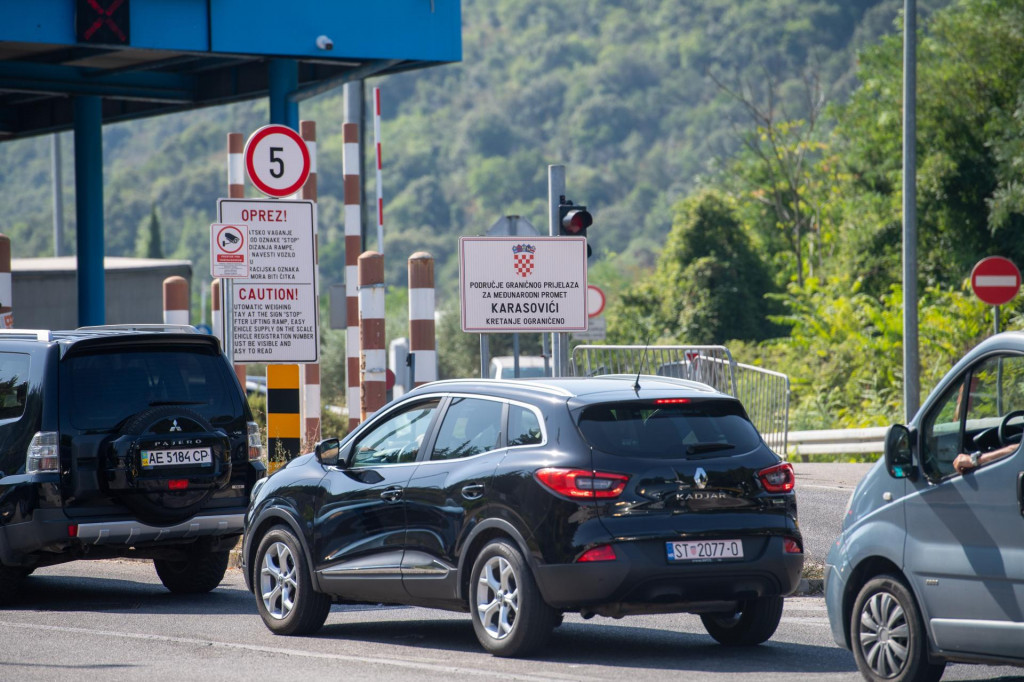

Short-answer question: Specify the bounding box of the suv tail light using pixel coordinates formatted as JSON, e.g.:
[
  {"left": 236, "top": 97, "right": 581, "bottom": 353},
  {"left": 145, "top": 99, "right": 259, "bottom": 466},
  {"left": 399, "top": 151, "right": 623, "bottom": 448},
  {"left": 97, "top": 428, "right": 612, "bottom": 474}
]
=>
[
  {"left": 535, "top": 468, "right": 629, "bottom": 499},
  {"left": 758, "top": 462, "right": 795, "bottom": 493},
  {"left": 26, "top": 431, "right": 59, "bottom": 473},
  {"left": 247, "top": 421, "right": 264, "bottom": 463}
]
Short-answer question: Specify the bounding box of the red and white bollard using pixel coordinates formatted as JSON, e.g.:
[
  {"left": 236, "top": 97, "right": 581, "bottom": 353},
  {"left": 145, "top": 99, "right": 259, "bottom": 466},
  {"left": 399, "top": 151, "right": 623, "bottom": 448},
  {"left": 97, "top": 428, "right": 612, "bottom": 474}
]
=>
[
  {"left": 344, "top": 122, "right": 362, "bottom": 430},
  {"left": 162, "top": 275, "right": 189, "bottom": 326},
  {"left": 358, "top": 252, "right": 386, "bottom": 421},
  {"left": 0, "top": 234, "right": 12, "bottom": 329},
  {"left": 300, "top": 120, "right": 321, "bottom": 444},
  {"left": 408, "top": 252, "right": 437, "bottom": 387},
  {"left": 226, "top": 133, "right": 246, "bottom": 387}
]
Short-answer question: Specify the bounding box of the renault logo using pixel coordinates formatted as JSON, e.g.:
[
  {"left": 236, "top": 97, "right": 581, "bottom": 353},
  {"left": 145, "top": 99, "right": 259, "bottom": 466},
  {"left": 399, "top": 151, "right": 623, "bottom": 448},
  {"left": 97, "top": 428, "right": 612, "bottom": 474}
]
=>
[{"left": 694, "top": 467, "right": 708, "bottom": 489}]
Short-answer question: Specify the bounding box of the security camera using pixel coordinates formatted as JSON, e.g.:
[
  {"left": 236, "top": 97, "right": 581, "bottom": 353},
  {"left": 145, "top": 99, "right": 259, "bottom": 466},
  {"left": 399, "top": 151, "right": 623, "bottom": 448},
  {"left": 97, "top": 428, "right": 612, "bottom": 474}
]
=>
[{"left": 316, "top": 35, "right": 334, "bottom": 51}]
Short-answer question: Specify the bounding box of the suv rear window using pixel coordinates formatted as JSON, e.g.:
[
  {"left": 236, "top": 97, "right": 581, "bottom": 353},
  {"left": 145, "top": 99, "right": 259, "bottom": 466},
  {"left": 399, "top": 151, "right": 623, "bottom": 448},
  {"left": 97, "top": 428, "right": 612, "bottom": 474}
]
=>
[
  {"left": 577, "top": 399, "right": 762, "bottom": 459},
  {"left": 67, "top": 348, "right": 239, "bottom": 430}
]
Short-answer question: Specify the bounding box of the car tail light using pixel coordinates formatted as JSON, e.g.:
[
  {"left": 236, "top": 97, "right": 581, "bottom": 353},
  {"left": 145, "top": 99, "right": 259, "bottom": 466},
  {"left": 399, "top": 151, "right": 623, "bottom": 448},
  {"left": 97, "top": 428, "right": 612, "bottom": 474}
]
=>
[
  {"left": 577, "top": 545, "right": 617, "bottom": 562},
  {"left": 67, "top": 524, "right": 78, "bottom": 538},
  {"left": 758, "top": 462, "right": 795, "bottom": 493},
  {"left": 26, "top": 431, "right": 59, "bottom": 473},
  {"left": 654, "top": 398, "right": 690, "bottom": 405},
  {"left": 784, "top": 537, "right": 802, "bottom": 554},
  {"left": 168, "top": 480, "right": 188, "bottom": 491},
  {"left": 247, "top": 421, "right": 264, "bottom": 463},
  {"left": 535, "top": 468, "right": 629, "bottom": 499}
]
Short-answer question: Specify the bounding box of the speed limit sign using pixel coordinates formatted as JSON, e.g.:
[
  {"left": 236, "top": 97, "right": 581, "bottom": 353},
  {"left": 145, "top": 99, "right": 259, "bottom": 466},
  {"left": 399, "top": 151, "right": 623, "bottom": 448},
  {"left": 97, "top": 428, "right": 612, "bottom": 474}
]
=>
[{"left": 244, "top": 124, "right": 311, "bottom": 197}]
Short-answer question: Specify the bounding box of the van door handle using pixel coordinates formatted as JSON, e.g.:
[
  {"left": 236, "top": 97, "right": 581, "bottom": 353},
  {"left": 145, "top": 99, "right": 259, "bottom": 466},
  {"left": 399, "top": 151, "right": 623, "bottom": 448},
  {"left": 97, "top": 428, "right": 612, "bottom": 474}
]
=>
[
  {"left": 381, "top": 486, "right": 403, "bottom": 503},
  {"left": 462, "top": 484, "right": 485, "bottom": 500},
  {"left": 1017, "top": 473, "right": 1024, "bottom": 516}
]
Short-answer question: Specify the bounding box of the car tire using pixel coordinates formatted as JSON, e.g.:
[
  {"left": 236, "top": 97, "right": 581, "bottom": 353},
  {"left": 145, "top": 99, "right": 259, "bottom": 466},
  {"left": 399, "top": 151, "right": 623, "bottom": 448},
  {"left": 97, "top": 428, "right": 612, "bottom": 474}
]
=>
[
  {"left": 154, "top": 549, "right": 230, "bottom": 594},
  {"left": 0, "top": 565, "right": 30, "bottom": 605},
  {"left": 851, "top": 575, "right": 946, "bottom": 682},
  {"left": 254, "top": 526, "right": 331, "bottom": 636},
  {"left": 469, "top": 539, "right": 557, "bottom": 657},
  {"left": 700, "top": 596, "right": 784, "bottom": 646}
]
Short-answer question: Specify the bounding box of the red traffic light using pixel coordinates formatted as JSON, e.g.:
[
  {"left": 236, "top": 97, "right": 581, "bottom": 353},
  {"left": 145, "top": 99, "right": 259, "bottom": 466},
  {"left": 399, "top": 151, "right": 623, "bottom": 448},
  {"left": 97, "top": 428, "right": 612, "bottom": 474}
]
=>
[{"left": 560, "top": 208, "right": 593, "bottom": 234}]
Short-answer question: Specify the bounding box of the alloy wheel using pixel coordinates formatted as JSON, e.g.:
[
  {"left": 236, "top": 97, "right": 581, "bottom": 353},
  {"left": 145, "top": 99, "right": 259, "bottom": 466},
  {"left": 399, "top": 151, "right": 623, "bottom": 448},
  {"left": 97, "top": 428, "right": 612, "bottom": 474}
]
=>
[
  {"left": 475, "top": 555, "right": 520, "bottom": 640},
  {"left": 260, "top": 541, "right": 298, "bottom": 620}
]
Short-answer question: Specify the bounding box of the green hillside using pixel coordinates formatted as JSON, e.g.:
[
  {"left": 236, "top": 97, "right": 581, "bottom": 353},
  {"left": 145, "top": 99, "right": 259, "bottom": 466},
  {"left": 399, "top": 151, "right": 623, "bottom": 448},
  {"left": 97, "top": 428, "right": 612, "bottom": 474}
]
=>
[{"left": 0, "top": 0, "right": 912, "bottom": 304}]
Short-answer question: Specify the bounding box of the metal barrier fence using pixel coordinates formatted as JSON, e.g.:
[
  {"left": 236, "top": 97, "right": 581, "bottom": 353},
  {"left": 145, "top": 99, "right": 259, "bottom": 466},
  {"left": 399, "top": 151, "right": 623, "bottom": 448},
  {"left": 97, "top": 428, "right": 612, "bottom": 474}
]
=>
[{"left": 569, "top": 345, "right": 790, "bottom": 455}]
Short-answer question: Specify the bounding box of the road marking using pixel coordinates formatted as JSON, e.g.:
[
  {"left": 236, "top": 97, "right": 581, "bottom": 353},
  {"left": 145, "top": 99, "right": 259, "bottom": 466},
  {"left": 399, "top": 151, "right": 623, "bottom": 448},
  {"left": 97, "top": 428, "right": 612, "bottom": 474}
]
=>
[
  {"left": 798, "top": 484, "right": 856, "bottom": 491},
  {"left": 0, "top": 620, "right": 566, "bottom": 681}
]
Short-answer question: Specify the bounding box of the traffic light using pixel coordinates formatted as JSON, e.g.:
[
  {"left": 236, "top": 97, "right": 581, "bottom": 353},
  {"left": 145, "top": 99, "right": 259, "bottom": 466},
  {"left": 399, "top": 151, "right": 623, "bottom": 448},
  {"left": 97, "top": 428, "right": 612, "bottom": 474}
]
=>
[{"left": 558, "top": 197, "right": 593, "bottom": 258}]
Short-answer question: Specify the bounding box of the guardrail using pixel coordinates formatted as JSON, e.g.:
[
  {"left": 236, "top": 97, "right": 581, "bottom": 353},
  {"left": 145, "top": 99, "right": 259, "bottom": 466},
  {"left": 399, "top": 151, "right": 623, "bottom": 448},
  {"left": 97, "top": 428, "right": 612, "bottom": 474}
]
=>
[{"left": 780, "top": 426, "right": 887, "bottom": 460}]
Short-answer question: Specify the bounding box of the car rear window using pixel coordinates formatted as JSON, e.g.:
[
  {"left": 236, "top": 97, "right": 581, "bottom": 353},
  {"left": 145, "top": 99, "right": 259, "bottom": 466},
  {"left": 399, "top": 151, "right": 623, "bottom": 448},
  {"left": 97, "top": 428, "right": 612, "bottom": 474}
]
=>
[
  {"left": 577, "top": 399, "right": 762, "bottom": 459},
  {"left": 67, "top": 348, "right": 240, "bottom": 430}
]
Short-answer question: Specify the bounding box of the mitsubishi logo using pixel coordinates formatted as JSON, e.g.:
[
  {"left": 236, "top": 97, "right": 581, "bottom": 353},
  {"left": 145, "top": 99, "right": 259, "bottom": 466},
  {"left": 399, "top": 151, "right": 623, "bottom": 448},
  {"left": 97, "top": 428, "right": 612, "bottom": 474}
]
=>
[
  {"left": 169, "top": 419, "right": 183, "bottom": 432},
  {"left": 694, "top": 468, "right": 708, "bottom": 489}
]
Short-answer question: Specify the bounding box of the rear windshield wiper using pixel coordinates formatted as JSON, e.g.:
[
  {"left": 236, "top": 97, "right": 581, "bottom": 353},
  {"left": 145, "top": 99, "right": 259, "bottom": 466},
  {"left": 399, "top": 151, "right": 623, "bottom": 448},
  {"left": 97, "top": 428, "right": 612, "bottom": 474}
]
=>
[{"left": 686, "top": 442, "right": 735, "bottom": 455}]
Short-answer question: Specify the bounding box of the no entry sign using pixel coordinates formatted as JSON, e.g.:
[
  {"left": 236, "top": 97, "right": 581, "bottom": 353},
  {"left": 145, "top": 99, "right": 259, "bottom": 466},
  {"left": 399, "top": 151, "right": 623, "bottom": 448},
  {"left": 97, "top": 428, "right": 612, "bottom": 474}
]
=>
[{"left": 971, "top": 256, "right": 1021, "bottom": 306}]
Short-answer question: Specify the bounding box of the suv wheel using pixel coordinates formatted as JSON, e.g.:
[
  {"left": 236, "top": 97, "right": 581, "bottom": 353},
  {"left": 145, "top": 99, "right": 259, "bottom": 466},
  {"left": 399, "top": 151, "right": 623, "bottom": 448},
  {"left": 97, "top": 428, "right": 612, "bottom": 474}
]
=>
[
  {"left": 154, "top": 549, "right": 229, "bottom": 594},
  {"left": 255, "top": 526, "right": 331, "bottom": 636},
  {"left": 0, "top": 565, "right": 31, "bottom": 605},
  {"left": 470, "top": 539, "right": 557, "bottom": 657},
  {"left": 700, "top": 596, "right": 784, "bottom": 645},
  {"left": 851, "top": 575, "right": 946, "bottom": 682}
]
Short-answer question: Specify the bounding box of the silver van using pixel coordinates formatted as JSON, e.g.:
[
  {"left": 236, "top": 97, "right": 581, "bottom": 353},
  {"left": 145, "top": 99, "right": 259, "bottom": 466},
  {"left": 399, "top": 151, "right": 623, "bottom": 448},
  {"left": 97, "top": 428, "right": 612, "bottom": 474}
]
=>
[{"left": 825, "top": 332, "right": 1024, "bottom": 681}]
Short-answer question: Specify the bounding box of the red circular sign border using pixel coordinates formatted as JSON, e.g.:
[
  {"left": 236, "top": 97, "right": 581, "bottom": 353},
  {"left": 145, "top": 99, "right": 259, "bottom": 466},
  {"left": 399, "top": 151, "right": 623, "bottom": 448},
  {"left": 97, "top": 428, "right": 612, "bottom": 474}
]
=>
[
  {"left": 244, "top": 125, "right": 311, "bottom": 198},
  {"left": 587, "top": 284, "right": 606, "bottom": 318},
  {"left": 215, "top": 225, "right": 245, "bottom": 254},
  {"left": 971, "top": 256, "right": 1021, "bottom": 306}
]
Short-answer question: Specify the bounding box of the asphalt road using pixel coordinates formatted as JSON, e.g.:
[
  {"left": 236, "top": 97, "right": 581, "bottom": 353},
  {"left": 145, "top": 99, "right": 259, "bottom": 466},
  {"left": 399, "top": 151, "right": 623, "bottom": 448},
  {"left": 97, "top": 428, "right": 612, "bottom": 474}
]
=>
[{"left": 2, "top": 559, "right": 1022, "bottom": 682}]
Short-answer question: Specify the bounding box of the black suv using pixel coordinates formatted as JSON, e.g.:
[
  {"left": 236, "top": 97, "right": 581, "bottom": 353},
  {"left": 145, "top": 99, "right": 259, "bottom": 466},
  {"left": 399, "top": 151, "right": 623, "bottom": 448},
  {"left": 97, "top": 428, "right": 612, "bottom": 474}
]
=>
[
  {"left": 0, "top": 325, "right": 265, "bottom": 603},
  {"left": 243, "top": 375, "right": 801, "bottom": 656}
]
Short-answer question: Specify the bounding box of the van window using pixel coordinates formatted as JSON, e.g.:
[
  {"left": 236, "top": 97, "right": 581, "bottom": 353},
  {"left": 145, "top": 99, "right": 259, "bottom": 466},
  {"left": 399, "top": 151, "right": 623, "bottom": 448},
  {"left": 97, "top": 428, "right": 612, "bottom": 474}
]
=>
[
  {"left": 921, "top": 353, "right": 1024, "bottom": 479},
  {"left": 577, "top": 400, "right": 761, "bottom": 459},
  {"left": 0, "top": 353, "right": 30, "bottom": 421}
]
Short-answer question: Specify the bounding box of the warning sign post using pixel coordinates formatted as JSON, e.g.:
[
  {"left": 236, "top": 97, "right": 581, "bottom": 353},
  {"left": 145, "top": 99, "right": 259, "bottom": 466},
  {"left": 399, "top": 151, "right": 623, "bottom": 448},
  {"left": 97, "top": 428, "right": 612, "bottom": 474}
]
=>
[{"left": 217, "top": 198, "right": 319, "bottom": 364}]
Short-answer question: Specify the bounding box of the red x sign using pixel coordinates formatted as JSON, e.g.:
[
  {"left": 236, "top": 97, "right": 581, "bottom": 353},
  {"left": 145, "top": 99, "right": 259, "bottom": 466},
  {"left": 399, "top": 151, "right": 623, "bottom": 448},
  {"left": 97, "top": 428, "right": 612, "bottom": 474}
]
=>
[{"left": 77, "top": 0, "right": 130, "bottom": 44}]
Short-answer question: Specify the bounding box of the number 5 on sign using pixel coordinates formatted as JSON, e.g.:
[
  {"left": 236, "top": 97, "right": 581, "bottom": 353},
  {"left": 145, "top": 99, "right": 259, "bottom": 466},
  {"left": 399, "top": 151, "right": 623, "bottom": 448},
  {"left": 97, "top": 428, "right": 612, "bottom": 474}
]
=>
[{"left": 244, "top": 125, "right": 311, "bottom": 198}]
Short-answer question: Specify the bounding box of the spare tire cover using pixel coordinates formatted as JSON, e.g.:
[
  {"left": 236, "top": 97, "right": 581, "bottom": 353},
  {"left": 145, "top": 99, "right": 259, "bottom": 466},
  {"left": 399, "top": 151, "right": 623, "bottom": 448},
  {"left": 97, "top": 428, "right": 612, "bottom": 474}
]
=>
[{"left": 106, "top": 406, "right": 232, "bottom": 523}]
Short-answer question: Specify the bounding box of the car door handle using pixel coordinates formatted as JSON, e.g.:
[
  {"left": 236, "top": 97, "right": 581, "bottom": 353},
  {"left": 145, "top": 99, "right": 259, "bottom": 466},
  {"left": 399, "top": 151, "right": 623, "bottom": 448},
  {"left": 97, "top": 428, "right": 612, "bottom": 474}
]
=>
[
  {"left": 380, "top": 486, "right": 403, "bottom": 503},
  {"left": 462, "top": 484, "right": 485, "bottom": 500}
]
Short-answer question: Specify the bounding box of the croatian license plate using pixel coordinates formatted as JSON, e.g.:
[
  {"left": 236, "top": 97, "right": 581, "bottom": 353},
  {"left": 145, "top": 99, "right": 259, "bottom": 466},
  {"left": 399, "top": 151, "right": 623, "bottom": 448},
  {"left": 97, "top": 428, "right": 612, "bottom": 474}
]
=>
[
  {"left": 666, "top": 539, "right": 744, "bottom": 562},
  {"left": 141, "top": 447, "right": 212, "bottom": 468}
]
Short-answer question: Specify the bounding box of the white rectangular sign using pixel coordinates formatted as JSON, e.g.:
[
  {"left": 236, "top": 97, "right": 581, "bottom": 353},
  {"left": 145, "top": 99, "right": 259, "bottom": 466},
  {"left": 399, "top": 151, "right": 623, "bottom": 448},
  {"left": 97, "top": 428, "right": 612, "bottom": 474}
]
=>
[
  {"left": 459, "top": 237, "right": 588, "bottom": 332},
  {"left": 217, "top": 199, "right": 319, "bottom": 364},
  {"left": 210, "top": 223, "right": 250, "bottom": 278}
]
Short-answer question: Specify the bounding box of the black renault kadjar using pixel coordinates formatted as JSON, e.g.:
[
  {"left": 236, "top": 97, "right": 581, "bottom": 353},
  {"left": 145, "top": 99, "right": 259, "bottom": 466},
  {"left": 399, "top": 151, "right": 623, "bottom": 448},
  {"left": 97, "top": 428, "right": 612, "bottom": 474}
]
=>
[{"left": 243, "top": 375, "right": 802, "bottom": 656}]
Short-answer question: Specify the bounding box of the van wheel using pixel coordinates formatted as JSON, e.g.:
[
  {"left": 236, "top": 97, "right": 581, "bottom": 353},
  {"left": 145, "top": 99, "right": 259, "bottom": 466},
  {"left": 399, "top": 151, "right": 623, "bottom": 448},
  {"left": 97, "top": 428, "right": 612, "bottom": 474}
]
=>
[
  {"left": 851, "top": 575, "right": 946, "bottom": 682},
  {"left": 470, "top": 539, "right": 558, "bottom": 657},
  {"left": 700, "top": 596, "right": 784, "bottom": 645},
  {"left": 154, "top": 549, "right": 229, "bottom": 594}
]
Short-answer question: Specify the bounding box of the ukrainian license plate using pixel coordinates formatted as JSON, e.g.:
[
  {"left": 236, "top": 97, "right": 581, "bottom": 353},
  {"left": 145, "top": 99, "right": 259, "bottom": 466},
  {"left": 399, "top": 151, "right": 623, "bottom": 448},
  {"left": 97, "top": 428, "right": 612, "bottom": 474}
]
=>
[
  {"left": 666, "top": 539, "right": 743, "bottom": 562},
  {"left": 141, "top": 447, "right": 212, "bottom": 468}
]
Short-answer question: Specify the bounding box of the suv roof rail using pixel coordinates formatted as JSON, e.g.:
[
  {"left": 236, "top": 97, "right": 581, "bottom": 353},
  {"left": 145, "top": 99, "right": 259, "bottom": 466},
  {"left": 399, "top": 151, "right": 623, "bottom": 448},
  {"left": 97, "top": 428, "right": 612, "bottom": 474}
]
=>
[
  {"left": 0, "top": 329, "right": 54, "bottom": 341},
  {"left": 75, "top": 324, "right": 199, "bottom": 334}
]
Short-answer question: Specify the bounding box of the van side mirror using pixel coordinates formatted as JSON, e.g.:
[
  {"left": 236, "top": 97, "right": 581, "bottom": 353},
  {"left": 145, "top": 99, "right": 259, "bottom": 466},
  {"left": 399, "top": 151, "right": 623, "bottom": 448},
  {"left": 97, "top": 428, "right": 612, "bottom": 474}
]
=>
[
  {"left": 884, "top": 424, "right": 916, "bottom": 480},
  {"left": 315, "top": 438, "right": 342, "bottom": 467}
]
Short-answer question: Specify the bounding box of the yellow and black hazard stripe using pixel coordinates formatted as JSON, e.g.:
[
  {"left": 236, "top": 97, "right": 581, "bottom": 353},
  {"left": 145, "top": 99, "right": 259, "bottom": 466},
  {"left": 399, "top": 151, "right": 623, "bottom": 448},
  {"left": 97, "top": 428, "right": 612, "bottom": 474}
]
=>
[{"left": 267, "top": 364, "right": 301, "bottom": 461}]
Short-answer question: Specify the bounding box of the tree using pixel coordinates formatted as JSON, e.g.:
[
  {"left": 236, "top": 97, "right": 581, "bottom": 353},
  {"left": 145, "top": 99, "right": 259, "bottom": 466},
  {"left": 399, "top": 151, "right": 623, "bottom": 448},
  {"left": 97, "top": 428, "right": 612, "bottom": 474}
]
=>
[
  {"left": 607, "top": 189, "right": 779, "bottom": 345},
  {"left": 135, "top": 205, "right": 164, "bottom": 259}
]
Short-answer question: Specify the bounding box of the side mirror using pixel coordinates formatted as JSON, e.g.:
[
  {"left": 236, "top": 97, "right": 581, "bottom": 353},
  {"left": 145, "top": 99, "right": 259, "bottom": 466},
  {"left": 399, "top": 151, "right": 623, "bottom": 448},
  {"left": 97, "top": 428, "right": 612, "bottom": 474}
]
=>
[
  {"left": 884, "top": 424, "right": 916, "bottom": 480},
  {"left": 315, "top": 437, "right": 342, "bottom": 467}
]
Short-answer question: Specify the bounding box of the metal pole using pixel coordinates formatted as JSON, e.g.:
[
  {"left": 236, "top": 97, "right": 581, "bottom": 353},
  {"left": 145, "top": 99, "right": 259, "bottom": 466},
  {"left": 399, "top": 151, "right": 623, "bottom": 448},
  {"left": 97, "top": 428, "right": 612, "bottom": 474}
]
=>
[
  {"left": 513, "top": 333, "right": 521, "bottom": 377},
  {"left": 548, "top": 165, "right": 566, "bottom": 376},
  {"left": 73, "top": 95, "right": 105, "bottom": 326},
  {"left": 51, "top": 133, "right": 64, "bottom": 257},
  {"left": 902, "top": 0, "right": 920, "bottom": 422},
  {"left": 480, "top": 335, "right": 490, "bottom": 379}
]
